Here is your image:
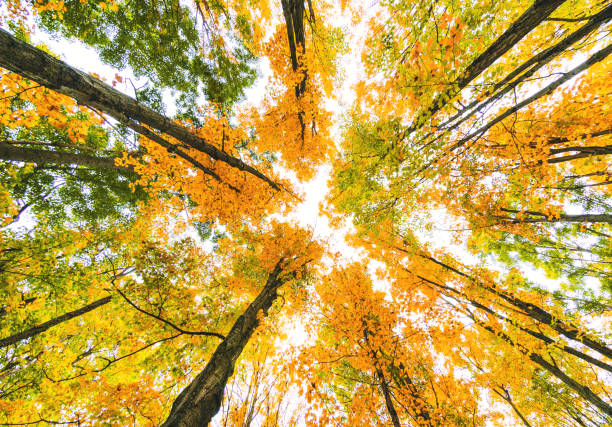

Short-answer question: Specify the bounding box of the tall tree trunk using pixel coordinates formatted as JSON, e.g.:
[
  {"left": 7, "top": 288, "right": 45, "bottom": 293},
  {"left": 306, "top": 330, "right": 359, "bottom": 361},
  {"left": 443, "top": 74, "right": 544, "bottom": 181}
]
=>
[
  {"left": 161, "top": 261, "right": 287, "bottom": 427},
  {"left": 440, "top": 3, "right": 612, "bottom": 131},
  {"left": 281, "top": 0, "right": 307, "bottom": 97},
  {"left": 407, "top": 0, "right": 567, "bottom": 134},
  {"left": 362, "top": 331, "right": 402, "bottom": 427},
  {"left": 363, "top": 328, "right": 433, "bottom": 425},
  {"left": 492, "top": 387, "right": 533, "bottom": 427},
  {"left": 419, "top": 253, "right": 612, "bottom": 360},
  {"left": 473, "top": 317, "right": 612, "bottom": 417},
  {"left": 0, "top": 296, "right": 111, "bottom": 349},
  {"left": 446, "top": 43, "right": 612, "bottom": 153},
  {"left": 280, "top": 0, "right": 308, "bottom": 140},
  {"left": 415, "top": 272, "right": 612, "bottom": 373},
  {"left": 412, "top": 270, "right": 612, "bottom": 415},
  {"left": 0, "top": 29, "right": 279, "bottom": 191},
  {"left": 497, "top": 209, "right": 612, "bottom": 225},
  {"left": 0, "top": 143, "right": 131, "bottom": 172},
  {"left": 376, "top": 367, "right": 402, "bottom": 427},
  {"left": 547, "top": 144, "right": 612, "bottom": 164}
]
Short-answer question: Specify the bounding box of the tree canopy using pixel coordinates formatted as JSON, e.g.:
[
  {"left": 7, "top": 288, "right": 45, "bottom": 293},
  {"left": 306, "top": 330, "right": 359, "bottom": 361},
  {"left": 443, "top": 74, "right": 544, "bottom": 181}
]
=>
[{"left": 0, "top": 0, "right": 611, "bottom": 425}]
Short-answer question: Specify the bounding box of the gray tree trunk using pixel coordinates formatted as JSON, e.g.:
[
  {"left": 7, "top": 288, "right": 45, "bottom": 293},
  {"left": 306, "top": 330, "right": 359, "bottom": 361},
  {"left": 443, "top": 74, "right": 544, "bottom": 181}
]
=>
[
  {"left": 0, "top": 29, "right": 279, "bottom": 190},
  {"left": 0, "top": 143, "right": 130, "bottom": 172},
  {"left": 161, "top": 261, "right": 287, "bottom": 427},
  {"left": 407, "top": 0, "right": 567, "bottom": 134},
  {"left": 0, "top": 296, "right": 111, "bottom": 349}
]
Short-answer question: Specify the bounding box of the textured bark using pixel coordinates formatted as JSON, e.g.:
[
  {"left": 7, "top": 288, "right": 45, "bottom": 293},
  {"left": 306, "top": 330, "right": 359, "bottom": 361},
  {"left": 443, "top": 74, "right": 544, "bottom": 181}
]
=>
[
  {"left": 549, "top": 145, "right": 612, "bottom": 155},
  {"left": 0, "top": 143, "right": 130, "bottom": 172},
  {"left": 396, "top": 245, "right": 612, "bottom": 363},
  {"left": 447, "top": 43, "right": 612, "bottom": 153},
  {"left": 377, "top": 367, "right": 402, "bottom": 427},
  {"left": 0, "top": 296, "right": 111, "bottom": 349},
  {"left": 362, "top": 330, "right": 403, "bottom": 427},
  {"left": 280, "top": 0, "right": 308, "bottom": 140},
  {"left": 498, "top": 209, "right": 612, "bottom": 225},
  {"left": 0, "top": 29, "right": 279, "bottom": 190},
  {"left": 492, "top": 388, "right": 533, "bottom": 427},
  {"left": 421, "top": 254, "right": 612, "bottom": 360},
  {"left": 415, "top": 272, "right": 612, "bottom": 374},
  {"left": 474, "top": 318, "right": 612, "bottom": 417},
  {"left": 407, "top": 0, "right": 566, "bottom": 134},
  {"left": 281, "top": 0, "right": 307, "bottom": 97},
  {"left": 486, "top": 128, "right": 612, "bottom": 151},
  {"left": 440, "top": 3, "right": 612, "bottom": 131},
  {"left": 161, "top": 261, "right": 286, "bottom": 427},
  {"left": 548, "top": 144, "right": 612, "bottom": 164}
]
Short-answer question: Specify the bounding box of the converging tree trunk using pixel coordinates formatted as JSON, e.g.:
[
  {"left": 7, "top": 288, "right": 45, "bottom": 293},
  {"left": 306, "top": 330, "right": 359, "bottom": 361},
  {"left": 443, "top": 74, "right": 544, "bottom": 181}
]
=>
[
  {"left": 419, "top": 253, "right": 612, "bottom": 360},
  {"left": 414, "top": 271, "right": 612, "bottom": 373},
  {"left": 281, "top": 0, "right": 307, "bottom": 97},
  {"left": 397, "top": 254, "right": 612, "bottom": 416},
  {"left": 496, "top": 209, "right": 612, "bottom": 225},
  {"left": 440, "top": 3, "right": 612, "bottom": 132},
  {"left": 446, "top": 43, "right": 612, "bottom": 153},
  {"left": 161, "top": 261, "right": 288, "bottom": 427},
  {"left": 407, "top": 0, "right": 567, "bottom": 134},
  {"left": 0, "top": 296, "right": 111, "bottom": 349},
  {"left": 472, "top": 316, "right": 612, "bottom": 417},
  {"left": 0, "top": 29, "right": 280, "bottom": 190},
  {"left": 0, "top": 143, "right": 131, "bottom": 172}
]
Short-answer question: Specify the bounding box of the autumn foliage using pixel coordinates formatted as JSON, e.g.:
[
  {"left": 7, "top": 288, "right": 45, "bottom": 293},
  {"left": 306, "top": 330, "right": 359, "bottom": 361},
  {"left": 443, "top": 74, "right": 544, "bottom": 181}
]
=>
[{"left": 0, "top": 0, "right": 611, "bottom": 426}]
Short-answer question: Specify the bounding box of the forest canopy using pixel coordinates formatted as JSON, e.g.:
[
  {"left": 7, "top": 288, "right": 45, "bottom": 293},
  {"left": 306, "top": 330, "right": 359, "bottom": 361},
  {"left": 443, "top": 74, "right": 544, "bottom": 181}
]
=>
[{"left": 0, "top": 0, "right": 611, "bottom": 425}]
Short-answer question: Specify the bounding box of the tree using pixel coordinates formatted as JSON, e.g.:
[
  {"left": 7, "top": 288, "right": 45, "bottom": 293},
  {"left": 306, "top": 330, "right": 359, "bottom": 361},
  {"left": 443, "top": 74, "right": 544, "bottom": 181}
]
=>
[
  {"left": 18, "top": 0, "right": 258, "bottom": 106},
  {"left": 1, "top": 0, "right": 611, "bottom": 425},
  {"left": 296, "top": 263, "right": 482, "bottom": 426}
]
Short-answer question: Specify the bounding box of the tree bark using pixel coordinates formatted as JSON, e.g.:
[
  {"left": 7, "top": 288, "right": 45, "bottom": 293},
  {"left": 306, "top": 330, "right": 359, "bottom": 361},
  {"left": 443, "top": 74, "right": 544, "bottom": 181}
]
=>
[
  {"left": 161, "top": 261, "right": 287, "bottom": 427},
  {"left": 440, "top": 3, "right": 612, "bottom": 131},
  {"left": 281, "top": 0, "right": 307, "bottom": 96},
  {"left": 376, "top": 366, "right": 402, "bottom": 427},
  {"left": 474, "top": 318, "right": 612, "bottom": 417},
  {"left": 0, "top": 296, "right": 111, "bottom": 349},
  {"left": 548, "top": 145, "right": 612, "bottom": 164},
  {"left": 362, "top": 330, "right": 403, "bottom": 427},
  {"left": 415, "top": 272, "right": 612, "bottom": 373},
  {"left": 280, "top": 0, "right": 308, "bottom": 140},
  {"left": 407, "top": 0, "right": 566, "bottom": 134},
  {"left": 446, "top": 43, "right": 612, "bottom": 153},
  {"left": 420, "top": 253, "right": 612, "bottom": 360},
  {"left": 0, "top": 29, "right": 280, "bottom": 191},
  {"left": 498, "top": 209, "right": 612, "bottom": 225},
  {"left": 0, "top": 143, "right": 131, "bottom": 172},
  {"left": 492, "top": 387, "right": 532, "bottom": 427}
]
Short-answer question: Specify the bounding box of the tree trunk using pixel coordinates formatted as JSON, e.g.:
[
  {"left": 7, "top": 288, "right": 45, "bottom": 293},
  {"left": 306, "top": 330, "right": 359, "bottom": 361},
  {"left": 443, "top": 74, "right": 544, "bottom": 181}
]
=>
[
  {"left": 362, "top": 330, "right": 403, "bottom": 427},
  {"left": 408, "top": 0, "right": 566, "bottom": 134},
  {"left": 420, "top": 254, "right": 612, "bottom": 360},
  {"left": 409, "top": 265, "right": 612, "bottom": 418},
  {"left": 440, "top": 3, "right": 612, "bottom": 131},
  {"left": 548, "top": 145, "right": 612, "bottom": 164},
  {"left": 0, "top": 143, "right": 131, "bottom": 172},
  {"left": 281, "top": 0, "right": 307, "bottom": 97},
  {"left": 0, "top": 296, "right": 111, "bottom": 349},
  {"left": 0, "top": 29, "right": 279, "bottom": 190},
  {"left": 492, "top": 387, "right": 532, "bottom": 427},
  {"left": 376, "top": 367, "right": 402, "bottom": 427},
  {"left": 497, "top": 209, "right": 612, "bottom": 225},
  {"left": 447, "top": 43, "right": 612, "bottom": 153},
  {"left": 474, "top": 318, "right": 612, "bottom": 417},
  {"left": 280, "top": 0, "right": 307, "bottom": 140},
  {"left": 415, "top": 272, "right": 612, "bottom": 373},
  {"left": 161, "top": 261, "right": 287, "bottom": 427}
]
